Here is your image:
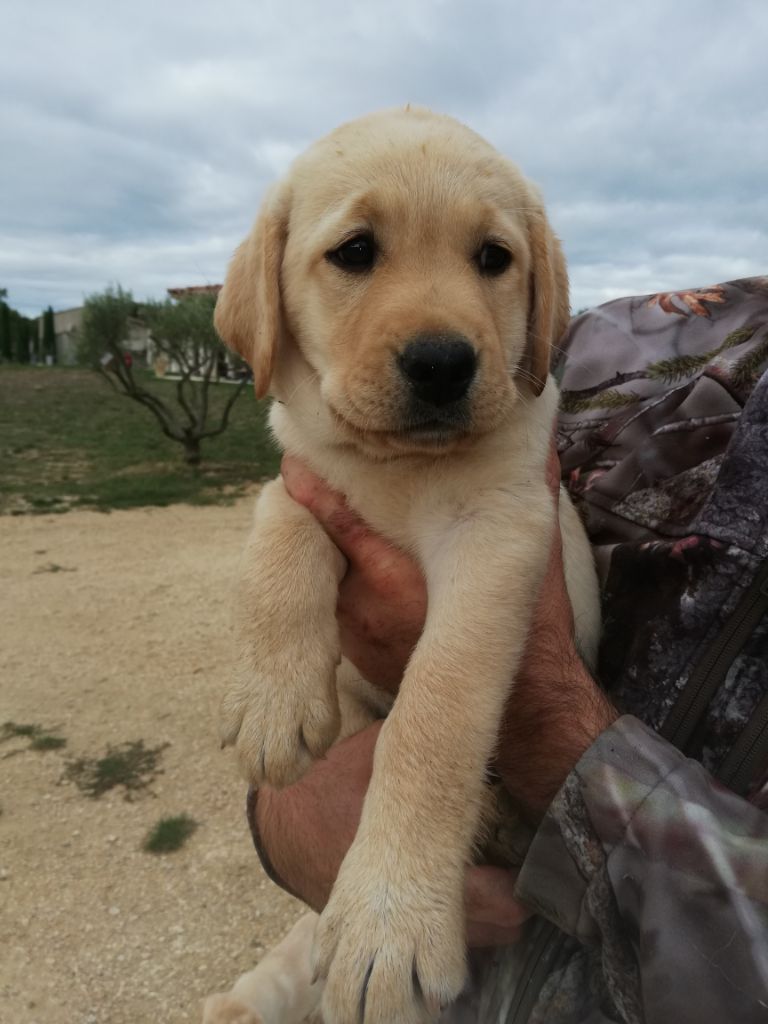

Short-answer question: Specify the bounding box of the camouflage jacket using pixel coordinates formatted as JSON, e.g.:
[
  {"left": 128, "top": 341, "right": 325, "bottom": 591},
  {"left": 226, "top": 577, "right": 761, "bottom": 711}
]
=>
[{"left": 446, "top": 277, "right": 768, "bottom": 1023}]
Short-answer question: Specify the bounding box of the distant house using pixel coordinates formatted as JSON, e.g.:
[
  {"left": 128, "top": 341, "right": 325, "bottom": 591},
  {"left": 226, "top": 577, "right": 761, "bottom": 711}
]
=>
[
  {"left": 167, "top": 285, "right": 222, "bottom": 300},
  {"left": 42, "top": 306, "right": 82, "bottom": 366},
  {"left": 150, "top": 285, "right": 232, "bottom": 380},
  {"left": 36, "top": 305, "right": 152, "bottom": 366},
  {"left": 37, "top": 285, "right": 222, "bottom": 368}
]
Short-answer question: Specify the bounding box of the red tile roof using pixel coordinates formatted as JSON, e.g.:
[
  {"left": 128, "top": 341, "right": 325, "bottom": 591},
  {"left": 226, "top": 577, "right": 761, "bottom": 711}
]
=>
[{"left": 167, "top": 285, "right": 222, "bottom": 299}]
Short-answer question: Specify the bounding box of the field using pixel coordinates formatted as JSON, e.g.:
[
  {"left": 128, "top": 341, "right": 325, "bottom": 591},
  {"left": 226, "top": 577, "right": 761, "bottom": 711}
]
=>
[
  {"left": 0, "top": 366, "right": 281, "bottom": 515},
  {"left": 0, "top": 365, "right": 304, "bottom": 1023}
]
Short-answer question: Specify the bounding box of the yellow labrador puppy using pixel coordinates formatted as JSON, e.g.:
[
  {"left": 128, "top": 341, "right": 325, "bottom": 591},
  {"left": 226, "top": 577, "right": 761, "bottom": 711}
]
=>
[
  {"left": 214, "top": 107, "right": 600, "bottom": 1024},
  {"left": 203, "top": 913, "right": 322, "bottom": 1024}
]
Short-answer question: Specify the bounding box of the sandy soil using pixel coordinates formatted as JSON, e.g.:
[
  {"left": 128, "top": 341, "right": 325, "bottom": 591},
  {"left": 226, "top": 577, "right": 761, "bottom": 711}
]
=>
[{"left": 0, "top": 495, "right": 305, "bottom": 1024}]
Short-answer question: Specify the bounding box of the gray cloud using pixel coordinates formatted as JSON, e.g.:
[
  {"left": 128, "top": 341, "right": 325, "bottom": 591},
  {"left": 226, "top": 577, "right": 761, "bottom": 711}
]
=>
[{"left": 2, "top": 0, "right": 766, "bottom": 316}]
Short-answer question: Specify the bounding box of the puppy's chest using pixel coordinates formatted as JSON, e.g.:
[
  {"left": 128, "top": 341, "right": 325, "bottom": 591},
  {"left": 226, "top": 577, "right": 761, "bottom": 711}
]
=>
[
  {"left": 347, "top": 486, "right": 451, "bottom": 556},
  {"left": 326, "top": 464, "right": 518, "bottom": 563}
]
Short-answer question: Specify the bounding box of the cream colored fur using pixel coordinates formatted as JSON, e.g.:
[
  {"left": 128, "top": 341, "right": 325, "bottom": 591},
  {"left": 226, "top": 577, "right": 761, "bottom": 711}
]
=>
[
  {"left": 203, "top": 913, "right": 323, "bottom": 1024},
  {"left": 210, "top": 108, "right": 600, "bottom": 1024}
]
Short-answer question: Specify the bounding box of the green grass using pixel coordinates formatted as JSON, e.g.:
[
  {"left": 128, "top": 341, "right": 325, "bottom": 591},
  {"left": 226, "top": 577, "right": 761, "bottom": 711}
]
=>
[
  {"left": 1, "top": 720, "right": 67, "bottom": 752},
  {"left": 32, "top": 562, "right": 77, "bottom": 574},
  {"left": 63, "top": 739, "right": 168, "bottom": 799},
  {"left": 0, "top": 365, "right": 281, "bottom": 514},
  {"left": 142, "top": 814, "right": 198, "bottom": 853}
]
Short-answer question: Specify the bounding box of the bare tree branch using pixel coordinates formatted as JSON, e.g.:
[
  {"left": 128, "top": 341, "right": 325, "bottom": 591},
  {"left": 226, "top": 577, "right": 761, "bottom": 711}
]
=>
[
  {"left": 199, "top": 377, "right": 250, "bottom": 439},
  {"left": 79, "top": 286, "right": 249, "bottom": 467}
]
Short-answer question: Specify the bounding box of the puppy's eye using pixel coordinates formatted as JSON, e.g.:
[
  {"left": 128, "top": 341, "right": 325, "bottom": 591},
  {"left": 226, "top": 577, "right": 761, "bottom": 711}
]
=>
[
  {"left": 326, "top": 234, "right": 376, "bottom": 272},
  {"left": 476, "top": 243, "right": 512, "bottom": 276}
]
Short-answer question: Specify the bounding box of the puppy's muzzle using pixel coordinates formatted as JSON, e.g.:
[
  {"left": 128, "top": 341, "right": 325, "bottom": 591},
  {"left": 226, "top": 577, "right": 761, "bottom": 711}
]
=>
[{"left": 397, "top": 334, "right": 477, "bottom": 407}]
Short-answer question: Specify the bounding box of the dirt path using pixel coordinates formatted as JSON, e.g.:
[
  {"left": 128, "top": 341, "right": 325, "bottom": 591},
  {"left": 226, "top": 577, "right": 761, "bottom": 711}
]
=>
[{"left": 0, "top": 497, "right": 305, "bottom": 1024}]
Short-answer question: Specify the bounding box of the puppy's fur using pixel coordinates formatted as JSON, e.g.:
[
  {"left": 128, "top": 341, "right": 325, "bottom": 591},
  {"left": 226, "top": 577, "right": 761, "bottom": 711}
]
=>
[
  {"left": 203, "top": 913, "right": 322, "bottom": 1024},
  {"left": 212, "top": 108, "right": 600, "bottom": 1024}
]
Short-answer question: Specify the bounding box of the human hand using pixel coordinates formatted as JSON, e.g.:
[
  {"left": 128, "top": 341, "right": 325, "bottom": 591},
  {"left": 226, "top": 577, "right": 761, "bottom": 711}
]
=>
[
  {"left": 254, "top": 723, "right": 531, "bottom": 947},
  {"left": 493, "top": 450, "right": 618, "bottom": 817},
  {"left": 266, "top": 446, "right": 617, "bottom": 944},
  {"left": 281, "top": 446, "right": 617, "bottom": 820},
  {"left": 281, "top": 456, "right": 425, "bottom": 693}
]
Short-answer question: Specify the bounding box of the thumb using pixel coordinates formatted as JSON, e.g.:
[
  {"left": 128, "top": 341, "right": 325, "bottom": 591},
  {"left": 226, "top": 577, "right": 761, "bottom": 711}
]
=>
[
  {"left": 281, "top": 456, "right": 378, "bottom": 566},
  {"left": 465, "top": 865, "right": 530, "bottom": 928}
]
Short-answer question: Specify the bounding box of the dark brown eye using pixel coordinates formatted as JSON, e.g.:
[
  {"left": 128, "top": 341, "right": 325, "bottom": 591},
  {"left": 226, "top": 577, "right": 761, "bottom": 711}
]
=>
[
  {"left": 476, "top": 242, "right": 512, "bottom": 276},
  {"left": 326, "top": 234, "right": 376, "bottom": 272}
]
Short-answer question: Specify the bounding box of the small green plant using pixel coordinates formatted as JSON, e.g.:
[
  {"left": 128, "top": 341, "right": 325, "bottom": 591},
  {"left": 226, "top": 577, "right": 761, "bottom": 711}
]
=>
[
  {"left": 30, "top": 733, "right": 67, "bottom": 751},
  {"left": 1, "top": 722, "right": 39, "bottom": 740},
  {"left": 1, "top": 721, "right": 67, "bottom": 753},
  {"left": 64, "top": 739, "right": 168, "bottom": 798},
  {"left": 143, "top": 814, "right": 198, "bottom": 853}
]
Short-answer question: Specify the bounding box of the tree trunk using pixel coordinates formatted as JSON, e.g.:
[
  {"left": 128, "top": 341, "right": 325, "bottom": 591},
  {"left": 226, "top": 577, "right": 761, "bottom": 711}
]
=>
[{"left": 183, "top": 438, "right": 201, "bottom": 466}]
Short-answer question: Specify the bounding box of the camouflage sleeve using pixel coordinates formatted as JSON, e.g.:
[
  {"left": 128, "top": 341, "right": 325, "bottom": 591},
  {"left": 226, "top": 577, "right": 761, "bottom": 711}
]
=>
[{"left": 514, "top": 715, "right": 768, "bottom": 1022}]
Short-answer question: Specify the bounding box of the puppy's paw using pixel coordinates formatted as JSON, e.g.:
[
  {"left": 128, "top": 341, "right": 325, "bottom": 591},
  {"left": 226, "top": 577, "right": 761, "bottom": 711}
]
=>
[
  {"left": 202, "top": 993, "right": 264, "bottom": 1024},
  {"left": 220, "top": 651, "right": 340, "bottom": 788},
  {"left": 314, "top": 846, "right": 466, "bottom": 1024}
]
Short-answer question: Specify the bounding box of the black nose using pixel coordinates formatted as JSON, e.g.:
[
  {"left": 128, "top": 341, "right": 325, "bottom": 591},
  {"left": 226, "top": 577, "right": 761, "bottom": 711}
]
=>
[{"left": 398, "top": 335, "right": 477, "bottom": 406}]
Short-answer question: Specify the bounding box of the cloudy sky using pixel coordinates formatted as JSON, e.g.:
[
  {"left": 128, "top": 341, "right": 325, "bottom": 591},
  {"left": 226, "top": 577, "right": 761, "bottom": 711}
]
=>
[{"left": 2, "top": 0, "right": 766, "bottom": 317}]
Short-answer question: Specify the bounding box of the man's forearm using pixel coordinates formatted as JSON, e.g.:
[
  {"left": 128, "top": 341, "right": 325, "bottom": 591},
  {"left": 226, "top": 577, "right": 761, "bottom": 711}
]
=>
[
  {"left": 251, "top": 725, "right": 379, "bottom": 910},
  {"left": 249, "top": 721, "right": 532, "bottom": 947},
  {"left": 252, "top": 647, "right": 620, "bottom": 905},
  {"left": 497, "top": 655, "right": 619, "bottom": 821}
]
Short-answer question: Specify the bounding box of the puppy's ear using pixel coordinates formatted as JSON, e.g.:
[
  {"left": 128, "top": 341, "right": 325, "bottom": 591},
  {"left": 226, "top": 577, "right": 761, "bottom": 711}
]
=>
[
  {"left": 520, "top": 194, "right": 570, "bottom": 396},
  {"left": 215, "top": 186, "right": 289, "bottom": 399}
]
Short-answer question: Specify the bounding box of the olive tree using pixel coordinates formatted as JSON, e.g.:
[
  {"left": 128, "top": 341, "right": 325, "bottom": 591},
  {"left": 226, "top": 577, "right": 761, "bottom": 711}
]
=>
[{"left": 79, "top": 285, "right": 250, "bottom": 465}]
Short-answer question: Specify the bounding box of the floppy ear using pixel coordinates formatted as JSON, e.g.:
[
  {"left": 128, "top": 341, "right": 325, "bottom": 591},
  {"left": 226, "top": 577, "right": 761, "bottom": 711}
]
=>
[
  {"left": 215, "top": 186, "right": 288, "bottom": 399},
  {"left": 520, "top": 196, "right": 570, "bottom": 396}
]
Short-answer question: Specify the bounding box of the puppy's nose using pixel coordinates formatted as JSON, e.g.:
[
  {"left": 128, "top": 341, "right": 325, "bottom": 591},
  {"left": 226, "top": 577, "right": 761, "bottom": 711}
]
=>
[{"left": 398, "top": 335, "right": 477, "bottom": 406}]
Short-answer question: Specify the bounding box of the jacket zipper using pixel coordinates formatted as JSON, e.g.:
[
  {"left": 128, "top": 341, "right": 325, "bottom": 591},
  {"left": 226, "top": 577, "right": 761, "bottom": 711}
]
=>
[
  {"left": 507, "top": 921, "right": 569, "bottom": 1024},
  {"left": 717, "top": 689, "right": 768, "bottom": 794},
  {"left": 661, "top": 555, "right": 768, "bottom": 753}
]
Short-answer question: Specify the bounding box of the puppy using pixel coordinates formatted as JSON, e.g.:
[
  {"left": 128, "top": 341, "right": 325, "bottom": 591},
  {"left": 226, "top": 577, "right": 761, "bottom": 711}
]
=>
[
  {"left": 213, "top": 107, "right": 600, "bottom": 1024},
  {"left": 203, "top": 913, "right": 322, "bottom": 1024}
]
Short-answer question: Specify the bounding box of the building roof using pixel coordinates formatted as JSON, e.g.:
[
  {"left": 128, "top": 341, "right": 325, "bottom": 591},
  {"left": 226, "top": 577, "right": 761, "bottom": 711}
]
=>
[{"left": 167, "top": 285, "right": 222, "bottom": 299}]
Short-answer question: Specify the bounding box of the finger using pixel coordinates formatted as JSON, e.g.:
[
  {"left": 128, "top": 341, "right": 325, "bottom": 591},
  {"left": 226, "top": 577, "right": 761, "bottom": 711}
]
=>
[
  {"left": 546, "top": 439, "right": 562, "bottom": 503},
  {"left": 282, "top": 455, "right": 354, "bottom": 526},
  {"left": 464, "top": 865, "right": 531, "bottom": 928},
  {"left": 282, "top": 456, "right": 371, "bottom": 559},
  {"left": 466, "top": 920, "right": 528, "bottom": 948},
  {"left": 282, "top": 456, "right": 414, "bottom": 575}
]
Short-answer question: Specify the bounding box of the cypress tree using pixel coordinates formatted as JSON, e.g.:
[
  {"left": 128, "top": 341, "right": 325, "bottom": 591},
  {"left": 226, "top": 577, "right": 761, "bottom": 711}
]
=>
[
  {"left": 43, "top": 306, "right": 56, "bottom": 362},
  {"left": 12, "top": 310, "right": 30, "bottom": 363},
  {"left": 30, "top": 317, "right": 41, "bottom": 362},
  {"left": 0, "top": 302, "right": 11, "bottom": 361}
]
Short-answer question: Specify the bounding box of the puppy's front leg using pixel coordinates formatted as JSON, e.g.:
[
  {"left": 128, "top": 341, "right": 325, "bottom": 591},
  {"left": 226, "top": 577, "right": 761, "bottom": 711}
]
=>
[
  {"left": 221, "top": 477, "right": 347, "bottom": 788},
  {"left": 315, "top": 492, "right": 553, "bottom": 1024}
]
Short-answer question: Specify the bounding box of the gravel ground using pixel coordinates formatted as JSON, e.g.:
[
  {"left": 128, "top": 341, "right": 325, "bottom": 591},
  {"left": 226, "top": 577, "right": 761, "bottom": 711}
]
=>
[{"left": 0, "top": 496, "right": 305, "bottom": 1024}]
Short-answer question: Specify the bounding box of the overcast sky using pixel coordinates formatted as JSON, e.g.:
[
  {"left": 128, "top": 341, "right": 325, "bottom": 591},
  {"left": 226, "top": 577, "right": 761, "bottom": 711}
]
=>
[{"left": 2, "top": 0, "right": 766, "bottom": 317}]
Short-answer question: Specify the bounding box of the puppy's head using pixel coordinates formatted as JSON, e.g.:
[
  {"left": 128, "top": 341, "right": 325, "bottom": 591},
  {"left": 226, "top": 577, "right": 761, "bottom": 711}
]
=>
[{"left": 216, "top": 108, "right": 568, "bottom": 456}]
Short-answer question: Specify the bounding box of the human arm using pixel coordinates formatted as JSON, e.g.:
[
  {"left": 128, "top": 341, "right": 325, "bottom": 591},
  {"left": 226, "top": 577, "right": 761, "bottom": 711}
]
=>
[
  {"left": 277, "top": 448, "right": 619, "bottom": 821},
  {"left": 251, "top": 723, "right": 530, "bottom": 948},
  {"left": 251, "top": 449, "right": 614, "bottom": 947},
  {"left": 256, "top": 455, "right": 768, "bottom": 1019}
]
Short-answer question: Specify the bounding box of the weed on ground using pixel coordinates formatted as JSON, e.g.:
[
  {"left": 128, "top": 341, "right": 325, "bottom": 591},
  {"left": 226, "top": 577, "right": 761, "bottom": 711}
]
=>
[
  {"left": 63, "top": 739, "right": 169, "bottom": 798},
  {"left": 142, "top": 814, "right": 198, "bottom": 853},
  {"left": 1, "top": 721, "right": 67, "bottom": 753}
]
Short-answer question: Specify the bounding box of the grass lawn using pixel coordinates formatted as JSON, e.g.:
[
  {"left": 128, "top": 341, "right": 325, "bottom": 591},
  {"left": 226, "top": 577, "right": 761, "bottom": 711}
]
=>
[{"left": 0, "top": 365, "right": 281, "bottom": 514}]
